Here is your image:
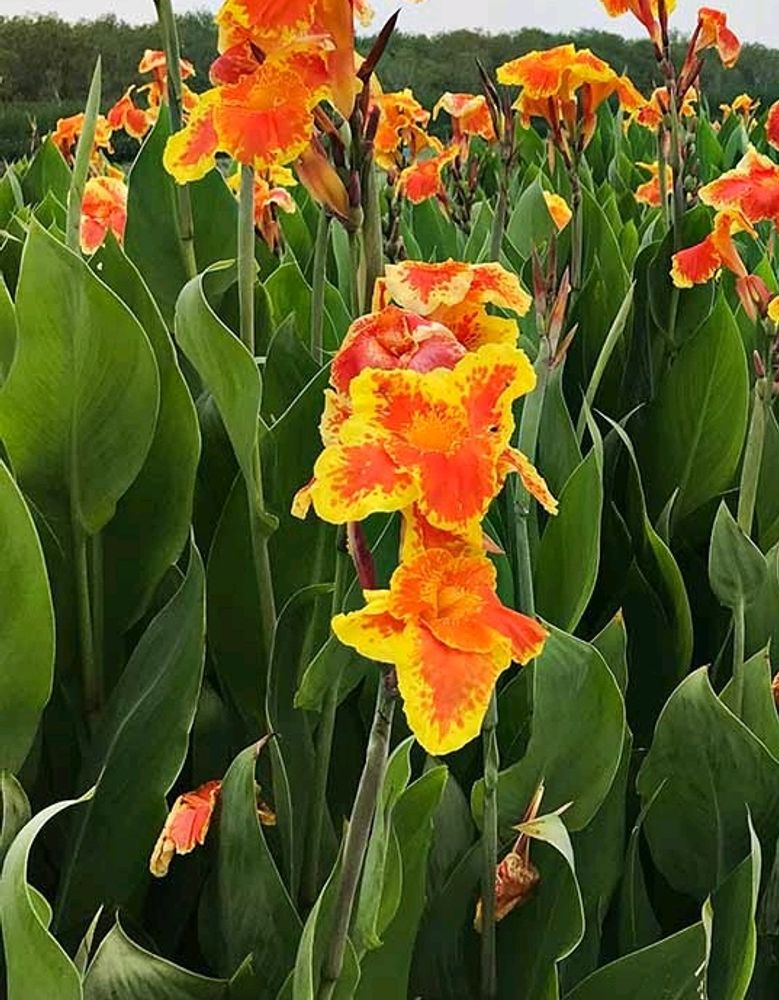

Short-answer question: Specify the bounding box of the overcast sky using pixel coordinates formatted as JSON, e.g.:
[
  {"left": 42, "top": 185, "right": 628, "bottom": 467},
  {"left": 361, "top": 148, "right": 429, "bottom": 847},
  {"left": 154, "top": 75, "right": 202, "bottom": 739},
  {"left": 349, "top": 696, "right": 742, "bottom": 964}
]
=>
[{"left": 3, "top": 0, "right": 778, "bottom": 46}]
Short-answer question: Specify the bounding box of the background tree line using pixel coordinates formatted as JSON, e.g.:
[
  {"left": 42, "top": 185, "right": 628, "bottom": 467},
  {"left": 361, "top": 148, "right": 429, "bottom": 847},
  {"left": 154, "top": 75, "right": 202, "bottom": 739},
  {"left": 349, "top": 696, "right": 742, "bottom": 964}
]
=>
[{"left": 1, "top": 11, "right": 779, "bottom": 160}]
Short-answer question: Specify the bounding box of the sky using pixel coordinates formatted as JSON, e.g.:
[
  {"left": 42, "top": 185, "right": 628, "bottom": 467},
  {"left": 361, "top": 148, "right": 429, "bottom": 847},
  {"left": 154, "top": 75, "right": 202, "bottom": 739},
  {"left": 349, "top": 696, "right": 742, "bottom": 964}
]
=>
[{"left": 3, "top": 0, "right": 778, "bottom": 47}]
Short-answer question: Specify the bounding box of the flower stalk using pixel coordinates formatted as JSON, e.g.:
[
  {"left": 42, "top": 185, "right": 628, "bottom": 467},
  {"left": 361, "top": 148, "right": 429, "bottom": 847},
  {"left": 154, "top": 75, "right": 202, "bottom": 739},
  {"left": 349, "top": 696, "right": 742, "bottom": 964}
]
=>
[{"left": 311, "top": 210, "right": 331, "bottom": 366}]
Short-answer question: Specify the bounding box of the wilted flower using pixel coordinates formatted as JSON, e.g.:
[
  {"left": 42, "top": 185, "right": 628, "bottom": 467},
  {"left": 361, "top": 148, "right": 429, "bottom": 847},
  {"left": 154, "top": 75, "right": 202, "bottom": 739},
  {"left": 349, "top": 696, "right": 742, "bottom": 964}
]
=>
[
  {"left": 149, "top": 780, "right": 222, "bottom": 877},
  {"left": 332, "top": 547, "right": 548, "bottom": 753}
]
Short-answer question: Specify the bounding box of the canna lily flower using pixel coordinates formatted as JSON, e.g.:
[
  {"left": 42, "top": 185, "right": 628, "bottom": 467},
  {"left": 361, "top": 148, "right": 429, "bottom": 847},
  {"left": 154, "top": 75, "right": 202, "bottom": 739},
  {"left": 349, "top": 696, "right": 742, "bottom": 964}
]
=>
[
  {"left": 137, "top": 48, "right": 199, "bottom": 117},
  {"left": 293, "top": 343, "right": 555, "bottom": 534},
  {"left": 164, "top": 42, "right": 332, "bottom": 182},
  {"left": 149, "top": 780, "right": 221, "bottom": 877},
  {"left": 331, "top": 305, "right": 466, "bottom": 394},
  {"left": 332, "top": 547, "right": 548, "bottom": 754},
  {"left": 433, "top": 92, "right": 496, "bottom": 145},
  {"left": 692, "top": 8, "right": 741, "bottom": 69},
  {"left": 381, "top": 259, "right": 532, "bottom": 351},
  {"left": 599, "top": 0, "right": 676, "bottom": 48},
  {"left": 228, "top": 164, "right": 297, "bottom": 249},
  {"left": 107, "top": 87, "right": 152, "bottom": 140},
  {"left": 543, "top": 192, "right": 572, "bottom": 230},
  {"left": 719, "top": 93, "right": 759, "bottom": 123},
  {"left": 80, "top": 176, "right": 128, "bottom": 254},
  {"left": 371, "top": 89, "right": 434, "bottom": 175},
  {"left": 51, "top": 112, "right": 113, "bottom": 163},
  {"left": 769, "top": 297, "right": 779, "bottom": 325},
  {"left": 671, "top": 209, "right": 753, "bottom": 288},
  {"left": 295, "top": 137, "right": 350, "bottom": 220},
  {"left": 767, "top": 101, "right": 779, "bottom": 151},
  {"left": 698, "top": 147, "right": 779, "bottom": 226},
  {"left": 497, "top": 45, "right": 644, "bottom": 150},
  {"left": 633, "top": 87, "right": 697, "bottom": 130},
  {"left": 634, "top": 161, "right": 673, "bottom": 206},
  {"left": 397, "top": 145, "right": 458, "bottom": 205}
]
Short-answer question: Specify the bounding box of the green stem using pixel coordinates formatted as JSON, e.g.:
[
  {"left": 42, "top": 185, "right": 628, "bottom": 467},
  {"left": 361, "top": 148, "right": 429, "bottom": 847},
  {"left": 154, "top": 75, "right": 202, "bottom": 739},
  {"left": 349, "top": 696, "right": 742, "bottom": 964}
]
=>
[
  {"left": 65, "top": 57, "right": 101, "bottom": 254},
  {"left": 569, "top": 170, "right": 584, "bottom": 293},
  {"left": 302, "top": 543, "right": 349, "bottom": 908},
  {"left": 154, "top": 0, "right": 197, "bottom": 279},
  {"left": 319, "top": 677, "right": 396, "bottom": 999},
  {"left": 361, "top": 160, "right": 384, "bottom": 308},
  {"left": 73, "top": 524, "right": 101, "bottom": 721},
  {"left": 657, "top": 126, "right": 669, "bottom": 231},
  {"left": 348, "top": 228, "right": 364, "bottom": 317},
  {"left": 489, "top": 176, "right": 509, "bottom": 261},
  {"left": 311, "top": 211, "right": 331, "bottom": 366},
  {"left": 480, "top": 691, "right": 500, "bottom": 999},
  {"left": 667, "top": 86, "right": 685, "bottom": 247},
  {"left": 737, "top": 379, "right": 769, "bottom": 536},
  {"left": 238, "top": 164, "right": 256, "bottom": 354},
  {"left": 513, "top": 339, "right": 552, "bottom": 613}
]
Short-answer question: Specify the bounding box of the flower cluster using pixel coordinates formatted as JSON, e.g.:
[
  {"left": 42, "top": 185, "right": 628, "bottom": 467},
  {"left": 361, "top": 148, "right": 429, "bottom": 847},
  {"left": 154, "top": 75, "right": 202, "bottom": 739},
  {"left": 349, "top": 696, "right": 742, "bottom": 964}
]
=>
[{"left": 293, "top": 260, "right": 556, "bottom": 754}]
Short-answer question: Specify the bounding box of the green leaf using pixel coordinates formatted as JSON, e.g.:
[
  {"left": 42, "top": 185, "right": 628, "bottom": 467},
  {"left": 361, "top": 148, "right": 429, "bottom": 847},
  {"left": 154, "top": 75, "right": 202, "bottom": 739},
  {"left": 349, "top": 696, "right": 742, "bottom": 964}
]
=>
[
  {"left": 537, "top": 361, "right": 582, "bottom": 498},
  {"left": 496, "top": 814, "right": 584, "bottom": 1000},
  {"left": 506, "top": 177, "right": 556, "bottom": 257},
  {"left": 704, "top": 816, "right": 761, "bottom": 1000},
  {"left": 534, "top": 436, "right": 603, "bottom": 632},
  {"left": 262, "top": 315, "right": 318, "bottom": 424},
  {"left": 0, "top": 272, "right": 17, "bottom": 381},
  {"left": 756, "top": 405, "right": 779, "bottom": 551},
  {"left": 709, "top": 501, "right": 768, "bottom": 609},
  {"left": 617, "top": 788, "right": 662, "bottom": 956},
  {"left": 84, "top": 919, "right": 229, "bottom": 999},
  {"left": 54, "top": 546, "right": 206, "bottom": 944},
  {"left": 357, "top": 767, "right": 449, "bottom": 998},
  {"left": 563, "top": 924, "right": 706, "bottom": 1000},
  {"left": 0, "top": 794, "right": 87, "bottom": 1000},
  {"left": 199, "top": 740, "right": 302, "bottom": 989},
  {"left": 175, "top": 265, "right": 262, "bottom": 502},
  {"left": 473, "top": 626, "right": 625, "bottom": 833},
  {"left": 0, "top": 771, "right": 30, "bottom": 868},
  {"left": 591, "top": 612, "right": 628, "bottom": 694},
  {"left": 639, "top": 293, "right": 749, "bottom": 523},
  {"left": 720, "top": 648, "right": 779, "bottom": 759},
  {"left": 0, "top": 461, "right": 55, "bottom": 771},
  {"left": 93, "top": 235, "right": 200, "bottom": 629},
  {"left": 0, "top": 221, "right": 159, "bottom": 535},
  {"left": 637, "top": 668, "right": 779, "bottom": 900},
  {"left": 21, "top": 138, "right": 71, "bottom": 208}
]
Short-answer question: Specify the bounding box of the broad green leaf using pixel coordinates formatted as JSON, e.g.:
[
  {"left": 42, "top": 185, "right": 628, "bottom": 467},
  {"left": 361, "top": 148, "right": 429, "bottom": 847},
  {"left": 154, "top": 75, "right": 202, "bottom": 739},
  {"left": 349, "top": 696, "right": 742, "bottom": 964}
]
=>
[
  {"left": 175, "top": 265, "right": 262, "bottom": 503},
  {"left": 20, "top": 137, "right": 71, "bottom": 207},
  {"left": 409, "top": 199, "right": 459, "bottom": 261},
  {"left": 617, "top": 788, "right": 662, "bottom": 956},
  {"left": 0, "top": 221, "right": 159, "bottom": 535},
  {"left": 756, "top": 406, "right": 779, "bottom": 551},
  {"left": 262, "top": 315, "right": 318, "bottom": 424},
  {"left": 0, "top": 272, "right": 16, "bottom": 380},
  {"left": 199, "top": 740, "right": 301, "bottom": 989},
  {"left": 704, "top": 817, "right": 761, "bottom": 1000},
  {"left": 506, "top": 177, "right": 556, "bottom": 257},
  {"left": 745, "top": 544, "right": 779, "bottom": 670},
  {"left": 496, "top": 814, "right": 584, "bottom": 1000},
  {"left": 207, "top": 475, "right": 265, "bottom": 726},
  {"left": 709, "top": 501, "right": 768, "bottom": 609},
  {"left": 721, "top": 648, "right": 779, "bottom": 759},
  {"left": 54, "top": 546, "right": 206, "bottom": 944},
  {"left": 357, "top": 767, "right": 448, "bottom": 999},
  {"left": 0, "top": 771, "right": 30, "bottom": 868},
  {"left": 591, "top": 612, "right": 628, "bottom": 693},
  {"left": 639, "top": 294, "right": 749, "bottom": 523},
  {"left": 535, "top": 437, "right": 603, "bottom": 632},
  {"left": 0, "top": 794, "right": 86, "bottom": 1000},
  {"left": 84, "top": 919, "right": 229, "bottom": 999},
  {"left": 637, "top": 668, "right": 779, "bottom": 900},
  {"left": 564, "top": 924, "right": 706, "bottom": 1000},
  {"left": 93, "top": 235, "right": 200, "bottom": 629},
  {"left": 473, "top": 626, "right": 625, "bottom": 833},
  {"left": 537, "top": 362, "right": 582, "bottom": 498},
  {"left": 0, "top": 461, "right": 55, "bottom": 771},
  {"left": 0, "top": 168, "right": 23, "bottom": 228}
]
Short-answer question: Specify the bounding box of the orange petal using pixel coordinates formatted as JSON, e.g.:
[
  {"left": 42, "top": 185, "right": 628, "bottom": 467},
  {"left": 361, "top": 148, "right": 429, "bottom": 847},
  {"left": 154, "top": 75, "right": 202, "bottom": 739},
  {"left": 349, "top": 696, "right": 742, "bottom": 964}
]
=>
[
  {"left": 384, "top": 259, "right": 474, "bottom": 316},
  {"left": 499, "top": 448, "right": 558, "bottom": 515},
  {"left": 469, "top": 263, "right": 533, "bottom": 315},
  {"left": 164, "top": 95, "right": 219, "bottom": 183},
  {"left": 397, "top": 147, "right": 457, "bottom": 205},
  {"left": 150, "top": 780, "right": 221, "bottom": 877},
  {"left": 433, "top": 304, "right": 519, "bottom": 352},
  {"left": 398, "top": 504, "right": 484, "bottom": 561},
  {"left": 767, "top": 101, "right": 779, "bottom": 152},
  {"left": 670, "top": 235, "right": 721, "bottom": 288},
  {"left": 80, "top": 176, "right": 127, "bottom": 255}
]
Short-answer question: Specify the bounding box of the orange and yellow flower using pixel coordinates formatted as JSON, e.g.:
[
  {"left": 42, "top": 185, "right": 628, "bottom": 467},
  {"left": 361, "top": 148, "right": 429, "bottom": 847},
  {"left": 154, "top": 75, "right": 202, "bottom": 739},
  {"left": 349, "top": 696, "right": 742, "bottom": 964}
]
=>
[
  {"left": 149, "top": 780, "right": 221, "bottom": 877},
  {"left": 634, "top": 161, "right": 673, "bottom": 206},
  {"left": 720, "top": 93, "right": 759, "bottom": 123},
  {"left": 699, "top": 147, "right": 779, "bottom": 226},
  {"left": 332, "top": 547, "right": 548, "bottom": 753},
  {"left": 433, "top": 92, "right": 496, "bottom": 145},
  {"left": 137, "top": 48, "right": 198, "bottom": 115},
  {"left": 80, "top": 176, "right": 128, "bottom": 254},
  {"left": 693, "top": 7, "right": 741, "bottom": 69},
  {"left": 51, "top": 112, "right": 113, "bottom": 163},
  {"left": 543, "top": 191, "right": 572, "bottom": 230},
  {"left": 767, "top": 101, "right": 779, "bottom": 152},
  {"left": 397, "top": 145, "right": 458, "bottom": 204},
  {"left": 107, "top": 87, "right": 152, "bottom": 140},
  {"left": 670, "top": 208, "right": 752, "bottom": 287},
  {"left": 380, "top": 259, "right": 532, "bottom": 351},
  {"left": 294, "top": 343, "right": 554, "bottom": 535},
  {"left": 228, "top": 163, "right": 297, "bottom": 248},
  {"left": 599, "top": 0, "right": 676, "bottom": 47},
  {"left": 371, "top": 89, "right": 434, "bottom": 174},
  {"left": 633, "top": 87, "right": 697, "bottom": 130}
]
